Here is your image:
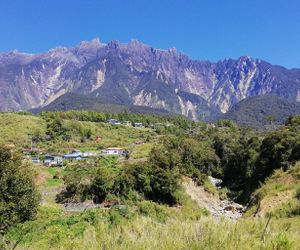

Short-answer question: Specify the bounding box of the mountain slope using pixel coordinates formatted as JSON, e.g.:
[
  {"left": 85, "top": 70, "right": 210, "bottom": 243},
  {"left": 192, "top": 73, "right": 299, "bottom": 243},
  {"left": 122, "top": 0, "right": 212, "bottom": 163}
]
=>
[
  {"left": 223, "top": 95, "right": 300, "bottom": 128},
  {"left": 1, "top": 38, "right": 300, "bottom": 120},
  {"left": 30, "top": 92, "right": 175, "bottom": 116}
]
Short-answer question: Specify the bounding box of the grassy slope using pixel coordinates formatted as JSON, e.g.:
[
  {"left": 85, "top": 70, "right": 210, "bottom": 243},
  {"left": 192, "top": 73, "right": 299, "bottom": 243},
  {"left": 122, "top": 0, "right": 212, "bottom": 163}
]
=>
[
  {"left": 0, "top": 113, "right": 46, "bottom": 146},
  {"left": 5, "top": 202, "right": 300, "bottom": 250},
  {"left": 3, "top": 162, "right": 299, "bottom": 250},
  {"left": 245, "top": 162, "right": 300, "bottom": 218},
  {"left": 0, "top": 113, "right": 156, "bottom": 154},
  {"left": 63, "top": 119, "right": 155, "bottom": 149}
]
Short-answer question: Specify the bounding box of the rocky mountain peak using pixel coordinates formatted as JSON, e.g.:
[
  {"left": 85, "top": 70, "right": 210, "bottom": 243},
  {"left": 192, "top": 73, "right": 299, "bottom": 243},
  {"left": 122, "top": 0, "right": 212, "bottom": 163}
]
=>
[
  {"left": 128, "top": 39, "right": 149, "bottom": 49},
  {"left": 0, "top": 39, "right": 299, "bottom": 119},
  {"left": 107, "top": 40, "right": 121, "bottom": 50},
  {"left": 168, "top": 47, "right": 177, "bottom": 54},
  {"left": 77, "top": 38, "right": 103, "bottom": 49},
  {"left": 0, "top": 50, "right": 34, "bottom": 65}
]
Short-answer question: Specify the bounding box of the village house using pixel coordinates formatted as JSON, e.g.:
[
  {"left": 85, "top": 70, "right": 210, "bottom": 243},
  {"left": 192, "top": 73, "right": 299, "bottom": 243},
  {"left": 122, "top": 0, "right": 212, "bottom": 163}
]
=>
[
  {"left": 44, "top": 155, "right": 63, "bottom": 167},
  {"left": 63, "top": 150, "right": 97, "bottom": 160},
  {"left": 63, "top": 150, "right": 82, "bottom": 160},
  {"left": 122, "top": 121, "right": 132, "bottom": 126},
  {"left": 82, "top": 151, "right": 97, "bottom": 157},
  {"left": 31, "top": 157, "right": 41, "bottom": 164},
  {"left": 107, "top": 119, "right": 121, "bottom": 125},
  {"left": 101, "top": 147, "right": 124, "bottom": 156},
  {"left": 134, "top": 122, "right": 143, "bottom": 127}
]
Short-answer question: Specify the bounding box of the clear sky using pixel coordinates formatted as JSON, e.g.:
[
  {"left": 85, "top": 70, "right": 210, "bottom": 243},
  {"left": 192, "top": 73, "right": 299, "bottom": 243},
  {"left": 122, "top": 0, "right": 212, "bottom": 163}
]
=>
[{"left": 0, "top": 0, "right": 299, "bottom": 68}]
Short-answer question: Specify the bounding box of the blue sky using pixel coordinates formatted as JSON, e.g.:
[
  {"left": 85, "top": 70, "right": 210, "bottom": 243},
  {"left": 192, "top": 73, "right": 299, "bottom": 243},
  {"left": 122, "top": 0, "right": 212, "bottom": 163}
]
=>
[{"left": 0, "top": 0, "right": 299, "bottom": 68}]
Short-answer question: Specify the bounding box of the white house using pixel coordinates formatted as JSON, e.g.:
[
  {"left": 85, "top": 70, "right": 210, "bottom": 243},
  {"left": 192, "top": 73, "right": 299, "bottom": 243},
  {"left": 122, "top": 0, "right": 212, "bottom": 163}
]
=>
[
  {"left": 64, "top": 150, "right": 82, "bottom": 159},
  {"left": 134, "top": 122, "right": 143, "bottom": 127},
  {"left": 44, "top": 155, "right": 63, "bottom": 167},
  {"left": 122, "top": 121, "right": 132, "bottom": 126},
  {"left": 107, "top": 119, "right": 121, "bottom": 125},
  {"left": 101, "top": 147, "right": 124, "bottom": 156},
  {"left": 82, "top": 152, "right": 97, "bottom": 157}
]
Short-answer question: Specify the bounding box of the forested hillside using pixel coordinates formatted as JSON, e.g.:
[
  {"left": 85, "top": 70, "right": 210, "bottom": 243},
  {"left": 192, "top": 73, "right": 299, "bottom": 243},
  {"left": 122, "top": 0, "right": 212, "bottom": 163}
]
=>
[
  {"left": 223, "top": 95, "right": 300, "bottom": 128},
  {"left": 0, "top": 111, "right": 299, "bottom": 249}
]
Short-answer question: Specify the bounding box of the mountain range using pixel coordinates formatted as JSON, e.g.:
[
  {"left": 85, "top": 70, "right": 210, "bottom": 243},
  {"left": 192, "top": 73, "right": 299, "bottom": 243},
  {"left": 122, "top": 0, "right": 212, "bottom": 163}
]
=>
[{"left": 1, "top": 38, "right": 300, "bottom": 121}]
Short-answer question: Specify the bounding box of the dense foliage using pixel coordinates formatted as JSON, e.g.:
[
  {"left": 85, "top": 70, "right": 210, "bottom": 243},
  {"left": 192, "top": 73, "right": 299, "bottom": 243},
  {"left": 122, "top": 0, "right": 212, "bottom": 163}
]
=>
[
  {"left": 53, "top": 113, "right": 300, "bottom": 205},
  {"left": 40, "top": 110, "right": 190, "bottom": 128},
  {"left": 223, "top": 95, "right": 300, "bottom": 129},
  {"left": 58, "top": 154, "right": 181, "bottom": 205},
  {"left": 0, "top": 147, "right": 39, "bottom": 233}
]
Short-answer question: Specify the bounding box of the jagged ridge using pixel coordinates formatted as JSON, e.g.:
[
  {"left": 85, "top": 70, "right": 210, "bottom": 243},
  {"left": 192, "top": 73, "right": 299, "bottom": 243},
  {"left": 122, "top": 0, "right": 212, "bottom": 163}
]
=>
[{"left": 1, "top": 38, "right": 300, "bottom": 120}]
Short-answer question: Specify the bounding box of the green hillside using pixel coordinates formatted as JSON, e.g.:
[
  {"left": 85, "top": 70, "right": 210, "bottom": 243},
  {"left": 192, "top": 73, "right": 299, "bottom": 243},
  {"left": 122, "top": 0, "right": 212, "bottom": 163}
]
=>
[
  {"left": 223, "top": 95, "right": 300, "bottom": 128},
  {"left": 0, "top": 112, "right": 157, "bottom": 153},
  {"left": 246, "top": 162, "right": 300, "bottom": 218},
  {"left": 1, "top": 111, "right": 300, "bottom": 250},
  {"left": 0, "top": 113, "right": 46, "bottom": 146},
  {"left": 31, "top": 93, "right": 173, "bottom": 116}
]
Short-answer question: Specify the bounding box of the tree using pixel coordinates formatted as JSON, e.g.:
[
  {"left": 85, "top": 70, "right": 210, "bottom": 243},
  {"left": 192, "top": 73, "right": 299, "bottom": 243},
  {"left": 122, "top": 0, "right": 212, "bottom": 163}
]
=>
[
  {"left": 285, "top": 115, "right": 300, "bottom": 127},
  {"left": 179, "top": 138, "right": 220, "bottom": 175},
  {"left": 91, "top": 167, "right": 117, "bottom": 203},
  {"left": 255, "top": 130, "right": 299, "bottom": 181},
  {"left": 46, "top": 116, "right": 70, "bottom": 140},
  {"left": 0, "top": 147, "right": 39, "bottom": 233},
  {"left": 131, "top": 162, "right": 180, "bottom": 205}
]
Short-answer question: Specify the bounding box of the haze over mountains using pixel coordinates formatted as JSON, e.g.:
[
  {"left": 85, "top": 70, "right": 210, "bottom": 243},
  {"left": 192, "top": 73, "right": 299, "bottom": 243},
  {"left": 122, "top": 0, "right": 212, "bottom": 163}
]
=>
[{"left": 1, "top": 38, "right": 300, "bottom": 122}]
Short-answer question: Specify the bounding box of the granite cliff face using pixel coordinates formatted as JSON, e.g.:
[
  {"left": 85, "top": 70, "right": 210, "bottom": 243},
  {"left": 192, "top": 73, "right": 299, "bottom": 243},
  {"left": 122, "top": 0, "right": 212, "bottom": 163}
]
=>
[{"left": 1, "top": 38, "right": 300, "bottom": 120}]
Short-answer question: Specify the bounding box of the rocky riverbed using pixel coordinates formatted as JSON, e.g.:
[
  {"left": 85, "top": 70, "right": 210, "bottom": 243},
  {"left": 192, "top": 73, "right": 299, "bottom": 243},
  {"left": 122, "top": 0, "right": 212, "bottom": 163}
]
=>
[{"left": 183, "top": 177, "right": 245, "bottom": 220}]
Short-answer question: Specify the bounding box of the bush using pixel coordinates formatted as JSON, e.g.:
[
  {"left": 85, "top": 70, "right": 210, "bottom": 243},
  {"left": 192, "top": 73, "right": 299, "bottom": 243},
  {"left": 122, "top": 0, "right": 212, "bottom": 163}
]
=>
[
  {"left": 295, "top": 187, "right": 300, "bottom": 200},
  {"left": 91, "top": 168, "right": 116, "bottom": 203},
  {"left": 108, "top": 206, "right": 133, "bottom": 226},
  {"left": 272, "top": 233, "right": 294, "bottom": 250},
  {"left": 138, "top": 201, "right": 168, "bottom": 223},
  {"left": 218, "top": 187, "right": 229, "bottom": 200},
  {"left": 132, "top": 162, "right": 181, "bottom": 205},
  {"left": 0, "top": 147, "right": 39, "bottom": 233}
]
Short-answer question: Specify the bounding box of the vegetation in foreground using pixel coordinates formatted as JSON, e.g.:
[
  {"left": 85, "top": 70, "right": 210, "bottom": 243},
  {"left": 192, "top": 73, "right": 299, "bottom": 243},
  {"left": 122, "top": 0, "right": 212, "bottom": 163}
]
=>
[
  {"left": 2, "top": 206, "right": 299, "bottom": 250},
  {"left": 0, "top": 111, "right": 299, "bottom": 249}
]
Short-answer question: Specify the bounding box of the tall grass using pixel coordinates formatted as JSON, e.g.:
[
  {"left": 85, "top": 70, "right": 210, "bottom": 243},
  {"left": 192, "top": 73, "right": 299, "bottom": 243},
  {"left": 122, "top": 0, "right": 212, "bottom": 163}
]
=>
[
  {"left": 0, "top": 113, "right": 46, "bottom": 146},
  {"left": 4, "top": 211, "right": 299, "bottom": 250},
  {"left": 245, "top": 163, "right": 300, "bottom": 218},
  {"left": 2, "top": 193, "right": 299, "bottom": 250}
]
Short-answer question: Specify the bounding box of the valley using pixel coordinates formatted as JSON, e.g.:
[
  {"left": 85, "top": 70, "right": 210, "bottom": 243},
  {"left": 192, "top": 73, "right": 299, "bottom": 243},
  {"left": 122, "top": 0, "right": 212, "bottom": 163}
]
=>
[
  {"left": 0, "top": 111, "right": 299, "bottom": 249},
  {"left": 1, "top": 1, "right": 300, "bottom": 249}
]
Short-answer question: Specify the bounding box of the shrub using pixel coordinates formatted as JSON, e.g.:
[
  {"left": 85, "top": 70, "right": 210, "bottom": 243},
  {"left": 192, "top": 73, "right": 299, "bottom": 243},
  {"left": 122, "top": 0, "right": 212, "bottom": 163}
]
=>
[
  {"left": 295, "top": 187, "right": 300, "bottom": 200},
  {"left": 108, "top": 206, "right": 133, "bottom": 226},
  {"left": 272, "top": 233, "right": 294, "bottom": 250},
  {"left": 0, "top": 147, "right": 40, "bottom": 233},
  {"left": 132, "top": 162, "right": 180, "bottom": 205},
  {"left": 218, "top": 187, "right": 229, "bottom": 200},
  {"left": 138, "top": 200, "right": 168, "bottom": 223},
  {"left": 91, "top": 168, "right": 116, "bottom": 203}
]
